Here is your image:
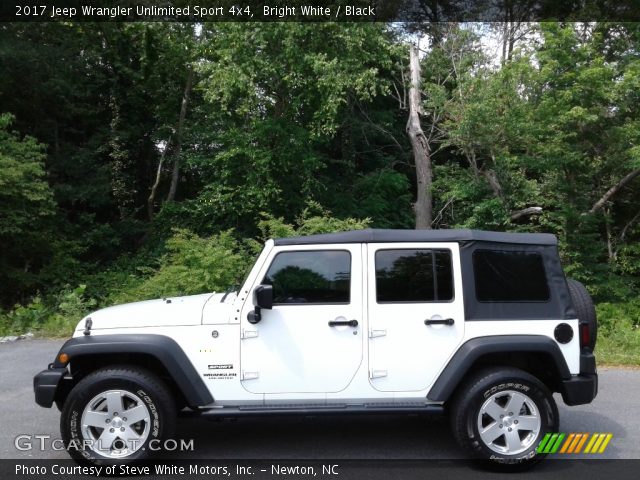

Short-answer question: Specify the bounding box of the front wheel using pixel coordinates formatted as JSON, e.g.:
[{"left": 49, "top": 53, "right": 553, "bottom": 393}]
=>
[
  {"left": 449, "top": 367, "right": 558, "bottom": 468},
  {"left": 61, "top": 366, "right": 176, "bottom": 464}
]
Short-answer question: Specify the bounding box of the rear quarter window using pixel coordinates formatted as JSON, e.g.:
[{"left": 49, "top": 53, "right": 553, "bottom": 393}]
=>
[{"left": 473, "top": 249, "right": 549, "bottom": 302}]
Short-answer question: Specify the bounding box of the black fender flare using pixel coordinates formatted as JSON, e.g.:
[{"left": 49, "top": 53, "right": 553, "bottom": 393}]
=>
[
  {"left": 53, "top": 334, "right": 213, "bottom": 407},
  {"left": 427, "top": 335, "right": 571, "bottom": 402}
]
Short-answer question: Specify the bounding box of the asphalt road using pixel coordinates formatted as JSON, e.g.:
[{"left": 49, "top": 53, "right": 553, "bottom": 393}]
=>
[{"left": 1, "top": 339, "right": 639, "bottom": 461}]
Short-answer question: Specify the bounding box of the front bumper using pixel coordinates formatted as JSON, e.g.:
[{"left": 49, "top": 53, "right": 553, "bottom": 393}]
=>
[
  {"left": 559, "top": 351, "right": 598, "bottom": 406},
  {"left": 33, "top": 366, "right": 68, "bottom": 408}
]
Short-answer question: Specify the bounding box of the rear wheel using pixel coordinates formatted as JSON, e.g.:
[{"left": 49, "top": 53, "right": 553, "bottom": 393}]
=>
[
  {"left": 449, "top": 367, "right": 558, "bottom": 469},
  {"left": 61, "top": 366, "right": 176, "bottom": 464}
]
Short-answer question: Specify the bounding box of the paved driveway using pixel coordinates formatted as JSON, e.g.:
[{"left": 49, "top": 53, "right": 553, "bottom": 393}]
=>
[{"left": 1, "top": 339, "right": 638, "bottom": 461}]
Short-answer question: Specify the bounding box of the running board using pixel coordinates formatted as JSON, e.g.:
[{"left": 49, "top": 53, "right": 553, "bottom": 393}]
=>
[{"left": 188, "top": 403, "right": 444, "bottom": 418}]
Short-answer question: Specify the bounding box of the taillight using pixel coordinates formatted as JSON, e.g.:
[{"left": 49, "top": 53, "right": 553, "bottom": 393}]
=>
[{"left": 580, "top": 322, "right": 590, "bottom": 348}]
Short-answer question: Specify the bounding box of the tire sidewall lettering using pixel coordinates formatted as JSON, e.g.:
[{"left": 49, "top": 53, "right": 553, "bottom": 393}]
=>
[
  {"left": 483, "top": 382, "right": 530, "bottom": 399},
  {"left": 68, "top": 409, "right": 93, "bottom": 460},
  {"left": 136, "top": 388, "right": 160, "bottom": 438}
]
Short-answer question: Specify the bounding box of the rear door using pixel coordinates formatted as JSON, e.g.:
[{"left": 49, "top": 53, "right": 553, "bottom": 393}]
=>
[{"left": 367, "top": 243, "right": 465, "bottom": 392}]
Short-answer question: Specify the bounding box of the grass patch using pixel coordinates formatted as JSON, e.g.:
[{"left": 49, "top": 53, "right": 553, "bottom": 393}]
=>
[
  {"left": 596, "top": 332, "right": 640, "bottom": 366},
  {"left": 594, "top": 301, "right": 640, "bottom": 366}
]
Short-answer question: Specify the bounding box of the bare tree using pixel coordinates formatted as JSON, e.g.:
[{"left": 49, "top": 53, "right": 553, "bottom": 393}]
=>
[
  {"left": 495, "top": 2, "right": 538, "bottom": 64},
  {"left": 407, "top": 43, "right": 433, "bottom": 229}
]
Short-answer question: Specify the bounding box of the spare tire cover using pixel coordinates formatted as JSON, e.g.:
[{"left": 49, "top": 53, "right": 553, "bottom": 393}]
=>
[{"left": 566, "top": 279, "right": 597, "bottom": 350}]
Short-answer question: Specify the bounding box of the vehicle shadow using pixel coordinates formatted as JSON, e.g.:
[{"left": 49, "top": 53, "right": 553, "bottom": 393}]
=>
[
  {"left": 160, "top": 411, "right": 634, "bottom": 479},
  {"left": 167, "top": 409, "right": 628, "bottom": 463},
  {"left": 172, "top": 413, "right": 459, "bottom": 459}
]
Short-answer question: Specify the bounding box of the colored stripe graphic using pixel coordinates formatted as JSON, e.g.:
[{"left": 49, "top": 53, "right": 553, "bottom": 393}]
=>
[
  {"left": 585, "top": 433, "right": 614, "bottom": 454},
  {"left": 549, "top": 433, "right": 566, "bottom": 453},
  {"left": 591, "top": 433, "right": 606, "bottom": 453},
  {"left": 584, "top": 433, "right": 599, "bottom": 453},
  {"left": 545, "top": 433, "right": 559, "bottom": 453},
  {"left": 538, "top": 433, "right": 566, "bottom": 453},
  {"left": 597, "top": 434, "right": 613, "bottom": 453},
  {"left": 560, "top": 433, "right": 575, "bottom": 453},
  {"left": 537, "top": 433, "right": 552, "bottom": 453},
  {"left": 537, "top": 433, "right": 613, "bottom": 454},
  {"left": 560, "top": 433, "right": 589, "bottom": 453},
  {"left": 574, "top": 433, "right": 589, "bottom": 453}
]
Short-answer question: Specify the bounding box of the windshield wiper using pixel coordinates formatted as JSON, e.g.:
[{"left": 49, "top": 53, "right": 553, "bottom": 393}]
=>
[{"left": 220, "top": 285, "right": 239, "bottom": 303}]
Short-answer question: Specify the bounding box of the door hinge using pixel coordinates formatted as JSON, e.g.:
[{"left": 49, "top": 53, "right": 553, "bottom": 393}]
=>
[
  {"left": 369, "top": 329, "right": 387, "bottom": 338},
  {"left": 369, "top": 369, "right": 388, "bottom": 379},
  {"left": 241, "top": 329, "right": 259, "bottom": 339},
  {"left": 241, "top": 371, "right": 259, "bottom": 380}
]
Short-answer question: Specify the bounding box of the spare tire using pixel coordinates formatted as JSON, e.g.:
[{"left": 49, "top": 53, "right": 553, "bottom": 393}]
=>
[{"left": 566, "top": 279, "right": 597, "bottom": 350}]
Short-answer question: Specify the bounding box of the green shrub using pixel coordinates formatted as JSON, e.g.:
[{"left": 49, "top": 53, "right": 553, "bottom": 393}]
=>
[
  {"left": 0, "top": 297, "right": 49, "bottom": 335},
  {"left": 0, "top": 285, "right": 96, "bottom": 337},
  {"left": 111, "top": 229, "right": 252, "bottom": 303},
  {"left": 257, "top": 206, "right": 371, "bottom": 241},
  {"left": 39, "top": 285, "right": 97, "bottom": 336}
]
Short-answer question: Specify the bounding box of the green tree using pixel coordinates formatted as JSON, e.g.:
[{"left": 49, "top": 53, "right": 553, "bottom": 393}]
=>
[
  {"left": 0, "top": 113, "right": 56, "bottom": 305},
  {"left": 180, "top": 23, "right": 400, "bottom": 233}
]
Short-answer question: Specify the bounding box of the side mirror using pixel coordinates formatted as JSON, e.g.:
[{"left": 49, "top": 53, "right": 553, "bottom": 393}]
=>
[
  {"left": 254, "top": 284, "right": 273, "bottom": 310},
  {"left": 247, "top": 285, "right": 273, "bottom": 324}
]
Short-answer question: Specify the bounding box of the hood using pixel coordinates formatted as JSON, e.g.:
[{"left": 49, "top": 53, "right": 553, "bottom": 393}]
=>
[{"left": 75, "top": 292, "right": 229, "bottom": 332}]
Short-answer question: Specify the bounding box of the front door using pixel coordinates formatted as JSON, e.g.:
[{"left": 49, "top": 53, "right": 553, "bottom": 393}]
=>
[
  {"left": 367, "top": 243, "right": 465, "bottom": 392},
  {"left": 240, "top": 245, "right": 363, "bottom": 394}
]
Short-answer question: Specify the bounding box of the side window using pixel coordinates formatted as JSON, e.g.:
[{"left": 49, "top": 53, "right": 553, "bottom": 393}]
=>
[
  {"left": 473, "top": 249, "right": 549, "bottom": 302},
  {"left": 263, "top": 250, "right": 351, "bottom": 304},
  {"left": 375, "top": 249, "right": 454, "bottom": 303}
]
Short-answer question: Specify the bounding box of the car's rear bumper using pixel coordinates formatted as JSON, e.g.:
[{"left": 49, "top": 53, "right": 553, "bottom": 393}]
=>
[
  {"left": 33, "top": 366, "right": 68, "bottom": 408},
  {"left": 560, "top": 351, "right": 598, "bottom": 406}
]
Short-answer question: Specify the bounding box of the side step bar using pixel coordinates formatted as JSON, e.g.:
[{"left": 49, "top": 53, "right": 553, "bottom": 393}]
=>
[{"left": 185, "top": 403, "right": 444, "bottom": 418}]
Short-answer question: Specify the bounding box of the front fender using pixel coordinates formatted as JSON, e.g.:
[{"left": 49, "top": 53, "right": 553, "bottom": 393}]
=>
[{"left": 41, "top": 334, "right": 213, "bottom": 408}]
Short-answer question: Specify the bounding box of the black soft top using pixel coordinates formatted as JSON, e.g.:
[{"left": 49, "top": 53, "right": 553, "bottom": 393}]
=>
[
  {"left": 273, "top": 229, "right": 557, "bottom": 246},
  {"left": 273, "top": 228, "right": 574, "bottom": 321}
]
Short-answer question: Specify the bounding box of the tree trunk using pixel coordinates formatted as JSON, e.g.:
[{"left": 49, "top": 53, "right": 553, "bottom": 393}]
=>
[
  {"left": 167, "top": 65, "right": 195, "bottom": 202},
  {"left": 605, "top": 208, "right": 614, "bottom": 262},
  {"left": 510, "top": 206, "right": 542, "bottom": 221},
  {"left": 147, "top": 137, "right": 171, "bottom": 220},
  {"left": 590, "top": 168, "right": 640, "bottom": 213},
  {"left": 407, "top": 44, "right": 433, "bottom": 230},
  {"left": 501, "top": 21, "right": 508, "bottom": 65},
  {"left": 484, "top": 168, "right": 503, "bottom": 199},
  {"left": 614, "top": 209, "right": 640, "bottom": 260}
]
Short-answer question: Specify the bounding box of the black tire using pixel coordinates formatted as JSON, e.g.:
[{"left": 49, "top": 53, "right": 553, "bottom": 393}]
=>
[
  {"left": 567, "top": 279, "right": 597, "bottom": 350},
  {"left": 449, "top": 367, "right": 558, "bottom": 469},
  {"left": 61, "top": 366, "right": 176, "bottom": 465}
]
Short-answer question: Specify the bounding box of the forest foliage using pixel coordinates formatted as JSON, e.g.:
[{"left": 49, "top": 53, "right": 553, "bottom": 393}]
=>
[{"left": 0, "top": 22, "right": 638, "bottom": 363}]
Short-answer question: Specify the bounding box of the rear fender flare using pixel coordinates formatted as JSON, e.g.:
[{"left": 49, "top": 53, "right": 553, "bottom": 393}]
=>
[{"left": 427, "top": 335, "right": 571, "bottom": 402}]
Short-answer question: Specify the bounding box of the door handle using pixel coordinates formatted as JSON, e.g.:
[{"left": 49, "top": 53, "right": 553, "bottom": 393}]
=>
[
  {"left": 424, "top": 318, "right": 455, "bottom": 326},
  {"left": 329, "top": 319, "right": 359, "bottom": 327}
]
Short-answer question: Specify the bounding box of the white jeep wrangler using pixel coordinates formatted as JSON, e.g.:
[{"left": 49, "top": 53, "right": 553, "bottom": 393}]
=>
[{"left": 34, "top": 229, "right": 598, "bottom": 466}]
